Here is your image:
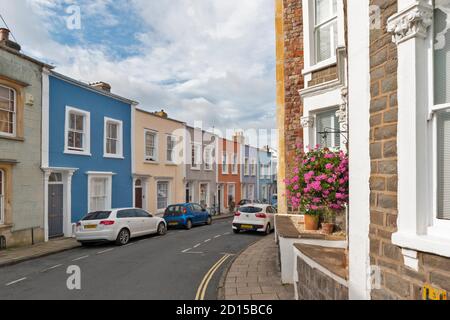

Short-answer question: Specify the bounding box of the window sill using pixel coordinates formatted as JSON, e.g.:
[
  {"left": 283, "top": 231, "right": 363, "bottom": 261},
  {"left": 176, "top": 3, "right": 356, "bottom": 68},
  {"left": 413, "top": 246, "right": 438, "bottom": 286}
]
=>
[
  {"left": 64, "top": 150, "right": 92, "bottom": 157},
  {"left": 144, "top": 161, "right": 159, "bottom": 165},
  {"left": 104, "top": 154, "right": 124, "bottom": 160},
  {"left": 392, "top": 231, "right": 450, "bottom": 258},
  {"left": 0, "top": 135, "right": 24, "bottom": 142},
  {"left": 302, "top": 57, "right": 337, "bottom": 76},
  {"left": 166, "top": 162, "right": 178, "bottom": 167},
  {"left": 191, "top": 167, "right": 201, "bottom": 171}
]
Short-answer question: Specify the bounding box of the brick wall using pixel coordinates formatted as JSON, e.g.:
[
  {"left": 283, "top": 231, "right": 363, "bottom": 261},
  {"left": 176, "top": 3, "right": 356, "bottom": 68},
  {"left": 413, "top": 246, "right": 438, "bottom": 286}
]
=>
[
  {"left": 297, "top": 257, "right": 349, "bottom": 300},
  {"left": 308, "top": 66, "right": 339, "bottom": 87},
  {"left": 282, "top": 0, "right": 304, "bottom": 178},
  {"left": 369, "top": 0, "right": 450, "bottom": 300}
]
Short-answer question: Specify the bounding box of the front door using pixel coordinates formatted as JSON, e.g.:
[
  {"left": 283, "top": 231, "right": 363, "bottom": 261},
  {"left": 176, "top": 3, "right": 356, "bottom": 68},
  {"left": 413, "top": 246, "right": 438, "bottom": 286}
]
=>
[{"left": 48, "top": 183, "right": 64, "bottom": 238}]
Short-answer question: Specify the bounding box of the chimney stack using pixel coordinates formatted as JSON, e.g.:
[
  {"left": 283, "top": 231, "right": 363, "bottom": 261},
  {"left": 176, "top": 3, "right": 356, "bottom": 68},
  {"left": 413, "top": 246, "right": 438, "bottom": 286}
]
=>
[
  {"left": 154, "top": 110, "right": 168, "bottom": 119},
  {"left": 89, "top": 82, "right": 111, "bottom": 93},
  {"left": 0, "top": 28, "right": 21, "bottom": 51}
]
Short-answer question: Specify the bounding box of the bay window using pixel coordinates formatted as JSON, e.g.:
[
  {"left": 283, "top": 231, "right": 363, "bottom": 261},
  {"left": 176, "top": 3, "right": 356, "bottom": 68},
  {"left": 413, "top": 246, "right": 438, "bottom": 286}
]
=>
[
  {"left": 314, "top": 0, "right": 338, "bottom": 63},
  {"left": 0, "top": 85, "right": 15, "bottom": 136}
]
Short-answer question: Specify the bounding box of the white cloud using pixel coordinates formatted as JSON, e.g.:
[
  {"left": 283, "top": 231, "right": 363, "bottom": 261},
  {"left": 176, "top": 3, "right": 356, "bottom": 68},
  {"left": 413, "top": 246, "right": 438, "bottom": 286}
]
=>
[{"left": 0, "top": 0, "right": 277, "bottom": 147}]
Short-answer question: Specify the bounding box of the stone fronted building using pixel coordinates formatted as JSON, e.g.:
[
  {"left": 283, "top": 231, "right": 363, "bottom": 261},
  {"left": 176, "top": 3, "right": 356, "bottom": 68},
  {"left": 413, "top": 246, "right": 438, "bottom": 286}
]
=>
[
  {"left": 0, "top": 29, "right": 52, "bottom": 248},
  {"left": 276, "top": 0, "right": 450, "bottom": 300}
]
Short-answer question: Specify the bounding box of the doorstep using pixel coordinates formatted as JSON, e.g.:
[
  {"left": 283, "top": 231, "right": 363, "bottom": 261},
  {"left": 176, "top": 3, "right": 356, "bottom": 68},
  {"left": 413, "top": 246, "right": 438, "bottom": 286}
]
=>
[{"left": 0, "top": 237, "right": 80, "bottom": 268}]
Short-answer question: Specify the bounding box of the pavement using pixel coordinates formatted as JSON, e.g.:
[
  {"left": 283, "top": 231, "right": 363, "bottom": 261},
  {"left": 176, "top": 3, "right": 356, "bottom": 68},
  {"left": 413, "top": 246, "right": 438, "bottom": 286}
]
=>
[
  {"left": 0, "top": 213, "right": 235, "bottom": 269},
  {"left": 0, "top": 217, "right": 263, "bottom": 300},
  {"left": 221, "top": 235, "right": 295, "bottom": 300}
]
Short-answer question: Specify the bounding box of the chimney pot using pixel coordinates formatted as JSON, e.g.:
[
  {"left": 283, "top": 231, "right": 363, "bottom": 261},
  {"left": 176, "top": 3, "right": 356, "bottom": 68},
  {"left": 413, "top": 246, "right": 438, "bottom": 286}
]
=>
[
  {"left": 0, "top": 28, "right": 10, "bottom": 42},
  {"left": 154, "top": 110, "right": 168, "bottom": 118},
  {"left": 89, "top": 82, "right": 111, "bottom": 93},
  {"left": 0, "top": 28, "right": 21, "bottom": 51}
]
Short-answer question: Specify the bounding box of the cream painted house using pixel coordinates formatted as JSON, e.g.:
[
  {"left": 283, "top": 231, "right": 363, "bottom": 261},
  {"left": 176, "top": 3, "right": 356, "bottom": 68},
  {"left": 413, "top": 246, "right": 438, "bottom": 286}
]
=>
[{"left": 133, "top": 109, "right": 186, "bottom": 214}]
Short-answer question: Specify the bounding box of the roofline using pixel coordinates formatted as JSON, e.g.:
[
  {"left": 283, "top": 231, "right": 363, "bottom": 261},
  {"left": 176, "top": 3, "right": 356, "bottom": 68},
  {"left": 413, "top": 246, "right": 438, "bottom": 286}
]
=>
[
  {"left": 135, "top": 107, "right": 187, "bottom": 125},
  {"left": 0, "top": 45, "right": 54, "bottom": 69},
  {"left": 50, "top": 71, "right": 139, "bottom": 106}
]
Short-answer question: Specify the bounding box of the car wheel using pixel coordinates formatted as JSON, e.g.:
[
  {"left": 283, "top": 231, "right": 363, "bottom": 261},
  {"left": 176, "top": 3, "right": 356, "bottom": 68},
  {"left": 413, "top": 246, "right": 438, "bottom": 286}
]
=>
[
  {"left": 233, "top": 229, "right": 240, "bottom": 234},
  {"left": 157, "top": 222, "right": 167, "bottom": 235},
  {"left": 206, "top": 216, "right": 212, "bottom": 225},
  {"left": 116, "top": 228, "right": 130, "bottom": 246},
  {"left": 186, "top": 220, "right": 193, "bottom": 230},
  {"left": 264, "top": 224, "right": 271, "bottom": 235}
]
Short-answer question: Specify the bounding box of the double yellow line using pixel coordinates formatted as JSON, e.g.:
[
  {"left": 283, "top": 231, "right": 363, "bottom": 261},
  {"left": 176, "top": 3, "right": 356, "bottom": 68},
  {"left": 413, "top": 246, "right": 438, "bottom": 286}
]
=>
[{"left": 195, "top": 254, "right": 231, "bottom": 300}]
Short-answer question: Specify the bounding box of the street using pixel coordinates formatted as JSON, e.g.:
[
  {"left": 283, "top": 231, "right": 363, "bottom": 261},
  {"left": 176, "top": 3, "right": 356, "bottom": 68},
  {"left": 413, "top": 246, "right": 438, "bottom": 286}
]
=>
[{"left": 0, "top": 218, "right": 263, "bottom": 300}]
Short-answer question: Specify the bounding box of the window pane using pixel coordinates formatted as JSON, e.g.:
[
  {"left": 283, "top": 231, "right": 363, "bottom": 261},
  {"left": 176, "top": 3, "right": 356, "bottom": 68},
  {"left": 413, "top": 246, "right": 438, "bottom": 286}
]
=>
[
  {"left": 434, "top": 1, "right": 450, "bottom": 105},
  {"left": 315, "top": 0, "right": 337, "bottom": 24},
  {"left": 316, "top": 108, "right": 340, "bottom": 148},
  {"left": 76, "top": 115, "right": 84, "bottom": 131},
  {"left": 437, "top": 110, "right": 450, "bottom": 220},
  {"left": 145, "top": 132, "right": 156, "bottom": 159},
  {"left": 315, "top": 21, "right": 337, "bottom": 63},
  {"left": 157, "top": 182, "right": 169, "bottom": 209}
]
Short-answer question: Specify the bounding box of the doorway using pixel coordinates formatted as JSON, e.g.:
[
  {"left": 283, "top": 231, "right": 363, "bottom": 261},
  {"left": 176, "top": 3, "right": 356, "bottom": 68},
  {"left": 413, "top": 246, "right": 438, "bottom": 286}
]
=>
[
  {"left": 48, "top": 173, "right": 64, "bottom": 238},
  {"left": 135, "top": 179, "right": 143, "bottom": 209}
]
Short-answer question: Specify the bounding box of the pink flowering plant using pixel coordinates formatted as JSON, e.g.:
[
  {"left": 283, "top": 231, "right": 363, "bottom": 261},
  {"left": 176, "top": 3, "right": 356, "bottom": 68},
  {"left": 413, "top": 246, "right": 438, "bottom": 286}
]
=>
[{"left": 285, "top": 145, "right": 349, "bottom": 219}]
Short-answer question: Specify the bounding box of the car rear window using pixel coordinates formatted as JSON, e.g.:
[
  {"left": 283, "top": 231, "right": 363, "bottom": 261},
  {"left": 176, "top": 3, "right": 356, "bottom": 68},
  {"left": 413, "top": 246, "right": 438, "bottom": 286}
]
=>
[
  {"left": 83, "top": 211, "right": 112, "bottom": 221},
  {"left": 239, "top": 207, "right": 263, "bottom": 213},
  {"left": 164, "top": 206, "right": 185, "bottom": 216}
]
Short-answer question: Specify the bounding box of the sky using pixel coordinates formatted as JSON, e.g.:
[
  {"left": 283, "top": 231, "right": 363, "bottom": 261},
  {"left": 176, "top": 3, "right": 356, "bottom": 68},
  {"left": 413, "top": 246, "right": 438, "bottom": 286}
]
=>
[{"left": 0, "top": 0, "right": 277, "bottom": 147}]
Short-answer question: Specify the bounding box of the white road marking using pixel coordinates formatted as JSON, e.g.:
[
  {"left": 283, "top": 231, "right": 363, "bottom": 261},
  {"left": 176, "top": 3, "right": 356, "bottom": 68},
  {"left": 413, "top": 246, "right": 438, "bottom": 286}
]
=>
[
  {"left": 204, "top": 239, "right": 211, "bottom": 243},
  {"left": 182, "top": 248, "right": 192, "bottom": 253},
  {"left": 124, "top": 243, "right": 135, "bottom": 247},
  {"left": 41, "top": 264, "right": 63, "bottom": 273},
  {"left": 193, "top": 243, "right": 201, "bottom": 248},
  {"left": 185, "top": 252, "right": 204, "bottom": 254},
  {"left": 214, "top": 235, "right": 221, "bottom": 239},
  {"left": 223, "top": 232, "right": 231, "bottom": 235},
  {"left": 97, "top": 248, "right": 114, "bottom": 255},
  {"left": 72, "top": 255, "right": 89, "bottom": 262},
  {"left": 5, "top": 277, "right": 27, "bottom": 287}
]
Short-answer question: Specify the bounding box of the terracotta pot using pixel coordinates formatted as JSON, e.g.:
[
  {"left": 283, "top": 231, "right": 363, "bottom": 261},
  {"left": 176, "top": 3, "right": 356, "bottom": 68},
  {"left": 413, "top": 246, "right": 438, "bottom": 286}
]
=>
[
  {"left": 304, "top": 215, "right": 319, "bottom": 231},
  {"left": 321, "top": 223, "right": 335, "bottom": 235}
]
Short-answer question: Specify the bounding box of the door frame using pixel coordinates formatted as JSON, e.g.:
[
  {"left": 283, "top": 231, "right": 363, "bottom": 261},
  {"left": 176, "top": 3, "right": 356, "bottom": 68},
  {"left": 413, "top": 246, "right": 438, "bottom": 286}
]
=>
[
  {"left": 199, "top": 182, "right": 210, "bottom": 208},
  {"left": 48, "top": 174, "right": 64, "bottom": 238},
  {"left": 43, "top": 168, "right": 77, "bottom": 241},
  {"left": 133, "top": 175, "right": 149, "bottom": 210}
]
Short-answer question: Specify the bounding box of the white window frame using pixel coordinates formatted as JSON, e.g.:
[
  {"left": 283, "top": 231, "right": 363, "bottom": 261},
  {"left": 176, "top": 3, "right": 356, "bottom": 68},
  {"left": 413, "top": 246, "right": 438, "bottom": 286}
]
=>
[
  {"left": 222, "top": 153, "right": 228, "bottom": 174},
  {"left": 228, "top": 184, "right": 236, "bottom": 203},
  {"left": 232, "top": 154, "right": 238, "bottom": 175},
  {"left": 166, "top": 134, "right": 177, "bottom": 163},
  {"left": 87, "top": 172, "right": 113, "bottom": 213},
  {"left": 64, "top": 106, "right": 91, "bottom": 156},
  {"left": 389, "top": 0, "right": 450, "bottom": 259},
  {"left": 0, "top": 169, "right": 4, "bottom": 225},
  {"left": 251, "top": 159, "right": 257, "bottom": 176},
  {"left": 204, "top": 146, "right": 214, "bottom": 171},
  {"left": 0, "top": 84, "right": 16, "bottom": 138},
  {"left": 313, "top": 0, "right": 338, "bottom": 64},
  {"left": 103, "top": 117, "right": 123, "bottom": 159},
  {"left": 315, "top": 107, "right": 341, "bottom": 149},
  {"left": 144, "top": 129, "right": 159, "bottom": 163},
  {"left": 156, "top": 180, "right": 170, "bottom": 212},
  {"left": 191, "top": 143, "right": 202, "bottom": 170},
  {"left": 244, "top": 158, "right": 250, "bottom": 176},
  {"left": 302, "top": 0, "right": 345, "bottom": 75}
]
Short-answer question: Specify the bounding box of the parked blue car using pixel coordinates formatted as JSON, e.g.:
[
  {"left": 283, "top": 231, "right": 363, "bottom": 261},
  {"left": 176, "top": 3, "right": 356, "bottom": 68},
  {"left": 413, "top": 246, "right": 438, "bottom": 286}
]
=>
[{"left": 163, "top": 203, "right": 212, "bottom": 230}]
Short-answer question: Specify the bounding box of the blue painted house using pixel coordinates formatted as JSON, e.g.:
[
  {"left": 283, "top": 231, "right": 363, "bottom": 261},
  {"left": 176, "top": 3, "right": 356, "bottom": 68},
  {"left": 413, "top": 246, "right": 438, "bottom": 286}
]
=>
[
  {"left": 257, "top": 147, "right": 275, "bottom": 203},
  {"left": 42, "top": 71, "right": 137, "bottom": 238}
]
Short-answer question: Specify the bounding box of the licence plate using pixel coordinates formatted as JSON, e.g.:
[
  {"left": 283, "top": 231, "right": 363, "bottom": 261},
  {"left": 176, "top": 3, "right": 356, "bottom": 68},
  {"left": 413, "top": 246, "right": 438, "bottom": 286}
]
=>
[
  {"left": 169, "top": 222, "right": 179, "bottom": 226},
  {"left": 84, "top": 225, "right": 97, "bottom": 230},
  {"left": 241, "top": 225, "right": 253, "bottom": 230}
]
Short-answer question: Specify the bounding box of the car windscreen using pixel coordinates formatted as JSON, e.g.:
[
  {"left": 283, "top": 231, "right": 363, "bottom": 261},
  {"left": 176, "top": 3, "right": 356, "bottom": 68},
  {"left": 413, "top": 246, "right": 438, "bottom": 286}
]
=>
[
  {"left": 239, "top": 207, "right": 263, "bottom": 213},
  {"left": 83, "top": 211, "right": 112, "bottom": 221},
  {"left": 164, "top": 206, "right": 185, "bottom": 216}
]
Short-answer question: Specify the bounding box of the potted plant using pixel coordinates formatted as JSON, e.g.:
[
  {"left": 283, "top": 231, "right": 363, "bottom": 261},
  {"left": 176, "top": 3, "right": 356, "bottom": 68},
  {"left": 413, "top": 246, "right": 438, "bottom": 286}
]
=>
[
  {"left": 321, "top": 208, "right": 335, "bottom": 235},
  {"left": 285, "top": 145, "right": 349, "bottom": 232}
]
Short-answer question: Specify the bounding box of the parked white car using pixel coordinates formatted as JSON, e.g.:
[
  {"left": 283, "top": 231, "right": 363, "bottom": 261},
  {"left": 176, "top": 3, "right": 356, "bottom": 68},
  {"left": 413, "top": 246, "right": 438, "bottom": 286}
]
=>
[
  {"left": 75, "top": 208, "right": 167, "bottom": 246},
  {"left": 232, "top": 204, "right": 276, "bottom": 235}
]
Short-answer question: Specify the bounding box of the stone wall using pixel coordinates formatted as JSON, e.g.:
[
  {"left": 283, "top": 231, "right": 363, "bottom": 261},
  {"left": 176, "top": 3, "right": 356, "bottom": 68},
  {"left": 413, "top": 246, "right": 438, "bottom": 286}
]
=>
[
  {"left": 297, "top": 256, "right": 349, "bottom": 300},
  {"left": 0, "top": 47, "right": 45, "bottom": 248},
  {"left": 369, "top": 0, "right": 450, "bottom": 300}
]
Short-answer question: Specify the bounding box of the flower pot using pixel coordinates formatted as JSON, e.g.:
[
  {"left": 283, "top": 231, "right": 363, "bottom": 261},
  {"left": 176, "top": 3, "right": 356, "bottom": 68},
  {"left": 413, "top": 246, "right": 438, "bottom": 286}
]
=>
[
  {"left": 321, "top": 223, "right": 335, "bottom": 235},
  {"left": 304, "top": 215, "right": 319, "bottom": 231}
]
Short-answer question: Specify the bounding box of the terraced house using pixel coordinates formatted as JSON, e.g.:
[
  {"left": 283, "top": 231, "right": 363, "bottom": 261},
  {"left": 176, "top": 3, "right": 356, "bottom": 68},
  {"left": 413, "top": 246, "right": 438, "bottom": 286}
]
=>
[
  {"left": 0, "top": 29, "right": 52, "bottom": 248},
  {"left": 184, "top": 126, "right": 218, "bottom": 209},
  {"left": 241, "top": 143, "right": 258, "bottom": 202},
  {"left": 133, "top": 109, "right": 185, "bottom": 214},
  {"left": 44, "top": 73, "right": 136, "bottom": 239},
  {"left": 257, "top": 147, "right": 275, "bottom": 203},
  {"left": 276, "top": 0, "right": 450, "bottom": 300}
]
